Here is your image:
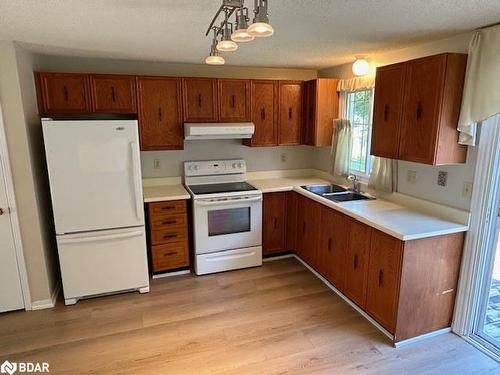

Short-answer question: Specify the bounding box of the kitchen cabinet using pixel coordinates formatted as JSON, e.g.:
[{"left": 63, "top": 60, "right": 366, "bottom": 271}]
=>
[
  {"left": 344, "top": 219, "right": 371, "bottom": 308},
  {"left": 263, "top": 192, "right": 287, "bottom": 255},
  {"left": 278, "top": 81, "right": 303, "bottom": 145},
  {"left": 285, "top": 191, "right": 298, "bottom": 251},
  {"left": 365, "top": 229, "right": 403, "bottom": 332},
  {"left": 371, "top": 53, "right": 467, "bottom": 165},
  {"left": 296, "top": 194, "right": 320, "bottom": 268},
  {"left": 147, "top": 200, "right": 189, "bottom": 273},
  {"left": 137, "top": 77, "right": 183, "bottom": 150},
  {"left": 90, "top": 74, "right": 137, "bottom": 113},
  {"left": 218, "top": 79, "right": 251, "bottom": 122},
  {"left": 317, "top": 206, "right": 349, "bottom": 291},
  {"left": 36, "top": 72, "right": 91, "bottom": 114},
  {"left": 303, "top": 78, "right": 339, "bottom": 147},
  {"left": 370, "top": 63, "right": 406, "bottom": 159},
  {"left": 183, "top": 78, "right": 218, "bottom": 122},
  {"left": 244, "top": 80, "right": 277, "bottom": 147}
]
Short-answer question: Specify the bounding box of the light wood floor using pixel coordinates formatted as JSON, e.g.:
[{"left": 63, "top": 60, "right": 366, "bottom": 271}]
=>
[{"left": 1, "top": 258, "right": 498, "bottom": 374}]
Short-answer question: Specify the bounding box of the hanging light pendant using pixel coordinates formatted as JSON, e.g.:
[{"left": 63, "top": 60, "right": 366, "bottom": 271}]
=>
[
  {"left": 206, "top": 28, "right": 225, "bottom": 65},
  {"left": 231, "top": 7, "right": 254, "bottom": 42},
  {"left": 248, "top": 0, "right": 274, "bottom": 37},
  {"left": 217, "top": 11, "right": 238, "bottom": 52}
]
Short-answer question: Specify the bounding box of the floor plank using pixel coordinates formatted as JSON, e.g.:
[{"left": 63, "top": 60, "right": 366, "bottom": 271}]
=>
[{"left": 0, "top": 258, "right": 498, "bottom": 374}]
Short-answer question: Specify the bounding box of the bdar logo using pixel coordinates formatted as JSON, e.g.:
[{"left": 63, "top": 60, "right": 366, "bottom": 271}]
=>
[{"left": 0, "top": 361, "right": 17, "bottom": 375}]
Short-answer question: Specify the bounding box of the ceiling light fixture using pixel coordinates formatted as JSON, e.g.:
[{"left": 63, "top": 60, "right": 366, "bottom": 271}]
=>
[
  {"left": 231, "top": 7, "right": 254, "bottom": 42},
  {"left": 217, "top": 10, "right": 238, "bottom": 52},
  {"left": 248, "top": 0, "right": 274, "bottom": 37},
  {"left": 206, "top": 28, "right": 225, "bottom": 65},
  {"left": 352, "top": 57, "right": 370, "bottom": 76}
]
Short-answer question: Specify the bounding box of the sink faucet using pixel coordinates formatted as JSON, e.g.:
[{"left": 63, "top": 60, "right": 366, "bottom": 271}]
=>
[{"left": 347, "top": 174, "right": 361, "bottom": 193}]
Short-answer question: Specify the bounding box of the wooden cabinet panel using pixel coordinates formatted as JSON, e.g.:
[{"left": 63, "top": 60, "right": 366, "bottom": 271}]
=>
[
  {"left": 183, "top": 78, "right": 217, "bottom": 122},
  {"left": 148, "top": 200, "right": 186, "bottom": 215},
  {"left": 317, "top": 206, "right": 349, "bottom": 291},
  {"left": 245, "top": 80, "right": 277, "bottom": 146},
  {"left": 90, "top": 75, "right": 136, "bottom": 113},
  {"left": 371, "top": 63, "right": 405, "bottom": 159},
  {"left": 151, "top": 242, "right": 189, "bottom": 272},
  {"left": 366, "top": 229, "right": 403, "bottom": 333},
  {"left": 296, "top": 195, "right": 320, "bottom": 267},
  {"left": 36, "top": 72, "right": 90, "bottom": 114},
  {"left": 218, "top": 79, "right": 250, "bottom": 122},
  {"left": 137, "top": 77, "right": 183, "bottom": 150},
  {"left": 263, "top": 192, "right": 287, "bottom": 255},
  {"left": 344, "top": 220, "right": 371, "bottom": 308},
  {"left": 285, "top": 191, "right": 298, "bottom": 252},
  {"left": 278, "top": 81, "right": 303, "bottom": 145},
  {"left": 303, "top": 80, "right": 316, "bottom": 145}
]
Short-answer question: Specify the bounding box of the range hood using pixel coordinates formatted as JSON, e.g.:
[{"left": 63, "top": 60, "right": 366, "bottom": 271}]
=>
[{"left": 184, "top": 122, "right": 255, "bottom": 140}]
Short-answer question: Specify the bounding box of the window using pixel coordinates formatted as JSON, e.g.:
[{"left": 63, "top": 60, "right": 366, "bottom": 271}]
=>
[{"left": 345, "top": 89, "right": 374, "bottom": 177}]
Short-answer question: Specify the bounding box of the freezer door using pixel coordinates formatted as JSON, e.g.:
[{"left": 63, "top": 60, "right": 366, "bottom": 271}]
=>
[
  {"left": 56, "top": 227, "right": 149, "bottom": 300},
  {"left": 43, "top": 120, "right": 144, "bottom": 233}
]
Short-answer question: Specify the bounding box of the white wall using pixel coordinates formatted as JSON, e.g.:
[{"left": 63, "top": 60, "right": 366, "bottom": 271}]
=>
[{"left": 318, "top": 32, "right": 476, "bottom": 210}]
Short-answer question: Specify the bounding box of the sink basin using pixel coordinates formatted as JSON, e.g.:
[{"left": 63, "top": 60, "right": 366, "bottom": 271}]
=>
[
  {"left": 301, "top": 184, "right": 347, "bottom": 195},
  {"left": 322, "top": 192, "right": 372, "bottom": 202}
]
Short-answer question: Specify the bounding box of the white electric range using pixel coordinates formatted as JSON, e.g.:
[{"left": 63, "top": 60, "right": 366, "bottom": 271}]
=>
[{"left": 184, "top": 159, "right": 263, "bottom": 275}]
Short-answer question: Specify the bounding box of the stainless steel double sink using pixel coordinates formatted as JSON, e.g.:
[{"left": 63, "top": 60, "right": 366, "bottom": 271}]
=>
[{"left": 300, "top": 183, "right": 373, "bottom": 203}]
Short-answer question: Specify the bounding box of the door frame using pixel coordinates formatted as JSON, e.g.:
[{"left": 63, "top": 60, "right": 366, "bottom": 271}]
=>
[{"left": 0, "top": 103, "right": 32, "bottom": 310}]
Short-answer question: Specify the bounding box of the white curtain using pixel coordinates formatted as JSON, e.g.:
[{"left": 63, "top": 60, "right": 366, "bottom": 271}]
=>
[
  {"left": 337, "top": 76, "right": 375, "bottom": 92},
  {"left": 458, "top": 24, "right": 500, "bottom": 146},
  {"left": 369, "top": 157, "right": 397, "bottom": 193},
  {"left": 330, "top": 119, "right": 352, "bottom": 178}
]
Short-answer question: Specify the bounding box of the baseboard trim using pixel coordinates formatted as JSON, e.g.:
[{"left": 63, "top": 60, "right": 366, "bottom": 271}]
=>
[
  {"left": 394, "top": 327, "right": 451, "bottom": 347},
  {"left": 263, "top": 254, "right": 295, "bottom": 262},
  {"left": 152, "top": 269, "right": 191, "bottom": 279},
  {"left": 31, "top": 283, "right": 60, "bottom": 310}
]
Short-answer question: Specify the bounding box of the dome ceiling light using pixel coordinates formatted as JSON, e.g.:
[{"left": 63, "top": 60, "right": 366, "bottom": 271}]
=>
[
  {"left": 204, "top": 0, "right": 274, "bottom": 65},
  {"left": 352, "top": 56, "right": 370, "bottom": 76}
]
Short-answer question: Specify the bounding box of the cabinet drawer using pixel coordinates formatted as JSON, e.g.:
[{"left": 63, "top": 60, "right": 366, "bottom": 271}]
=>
[
  {"left": 148, "top": 200, "right": 186, "bottom": 216},
  {"left": 150, "top": 214, "right": 186, "bottom": 230},
  {"left": 151, "top": 227, "right": 186, "bottom": 245},
  {"left": 152, "top": 243, "right": 188, "bottom": 271}
]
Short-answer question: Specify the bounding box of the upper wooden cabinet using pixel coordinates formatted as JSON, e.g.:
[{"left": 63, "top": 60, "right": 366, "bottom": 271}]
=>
[
  {"left": 303, "top": 78, "right": 339, "bottom": 147},
  {"left": 218, "top": 79, "right": 250, "bottom": 122},
  {"left": 36, "top": 72, "right": 91, "bottom": 114},
  {"left": 371, "top": 63, "right": 406, "bottom": 159},
  {"left": 244, "top": 80, "right": 277, "bottom": 147},
  {"left": 182, "top": 78, "right": 218, "bottom": 122},
  {"left": 90, "top": 75, "right": 137, "bottom": 113},
  {"left": 371, "top": 53, "right": 468, "bottom": 165},
  {"left": 278, "top": 81, "right": 303, "bottom": 145},
  {"left": 263, "top": 192, "right": 287, "bottom": 256},
  {"left": 137, "top": 77, "right": 183, "bottom": 150}
]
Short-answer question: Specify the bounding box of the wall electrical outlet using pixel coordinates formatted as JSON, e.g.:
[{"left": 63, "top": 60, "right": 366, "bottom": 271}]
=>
[
  {"left": 153, "top": 159, "right": 161, "bottom": 170},
  {"left": 407, "top": 170, "right": 417, "bottom": 184},
  {"left": 437, "top": 171, "right": 448, "bottom": 187},
  {"left": 280, "top": 153, "right": 287, "bottom": 163},
  {"left": 463, "top": 181, "right": 473, "bottom": 198}
]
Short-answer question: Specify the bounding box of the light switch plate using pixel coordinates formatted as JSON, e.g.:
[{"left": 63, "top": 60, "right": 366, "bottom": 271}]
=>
[
  {"left": 407, "top": 170, "right": 417, "bottom": 184},
  {"left": 463, "top": 181, "right": 473, "bottom": 198},
  {"left": 437, "top": 171, "right": 448, "bottom": 187},
  {"left": 153, "top": 159, "right": 161, "bottom": 169}
]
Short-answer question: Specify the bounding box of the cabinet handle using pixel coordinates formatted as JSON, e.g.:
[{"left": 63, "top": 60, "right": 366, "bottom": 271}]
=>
[
  {"left": 231, "top": 95, "right": 235, "bottom": 108},
  {"left": 161, "top": 220, "right": 176, "bottom": 225},
  {"left": 273, "top": 217, "right": 277, "bottom": 229},
  {"left": 111, "top": 86, "right": 116, "bottom": 102},
  {"left": 309, "top": 108, "right": 313, "bottom": 121},
  {"left": 302, "top": 222, "right": 306, "bottom": 233},
  {"left": 261, "top": 108, "right": 265, "bottom": 120},
  {"left": 161, "top": 206, "right": 175, "bottom": 210},
  {"left": 63, "top": 86, "right": 69, "bottom": 102},
  {"left": 327, "top": 238, "right": 332, "bottom": 252},
  {"left": 163, "top": 251, "right": 178, "bottom": 256},
  {"left": 288, "top": 107, "right": 292, "bottom": 120},
  {"left": 198, "top": 94, "right": 202, "bottom": 108},
  {"left": 163, "top": 234, "right": 178, "bottom": 239},
  {"left": 158, "top": 107, "right": 162, "bottom": 121},
  {"left": 353, "top": 254, "right": 358, "bottom": 269},
  {"left": 378, "top": 269, "right": 384, "bottom": 286},
  {"left": 383, "top": 104, "right": 389, "bottom": 121},
  {"left": 416, "top": 101, "right": 422, "bottom": 120}
]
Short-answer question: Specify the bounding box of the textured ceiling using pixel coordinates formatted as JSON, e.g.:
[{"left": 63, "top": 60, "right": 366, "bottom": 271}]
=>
[{"left": 0, "top": 0, "right": 499, "bottom": 69}]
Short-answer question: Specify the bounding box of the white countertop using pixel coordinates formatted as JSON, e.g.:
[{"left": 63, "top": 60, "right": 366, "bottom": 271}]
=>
[
  {"left": 248, "top": 176, "right": 469, "bottom": 241},
  {"left": 143, "top": 184, "right": 191, "bottom": 203}
]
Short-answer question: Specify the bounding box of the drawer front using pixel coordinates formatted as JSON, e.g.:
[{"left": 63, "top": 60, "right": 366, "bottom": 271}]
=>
[
  {"left": 152, "top": 242, "right": 188, "bottom": 271},
  {"left": 151, "top": 227, "right": 187, "bottom": 245},
  {"left": 150, "top": 213, "right": 186, "bottom": 230},
  {"left": 149, "top": 200, "right": 186, "bottom": 216}
]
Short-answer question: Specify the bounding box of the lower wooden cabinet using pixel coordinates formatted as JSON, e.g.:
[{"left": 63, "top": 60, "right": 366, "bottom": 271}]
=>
[
  {"left": 147, "top": 200, "right": 189, "bottom": 273},
  {"left": 296, "top": 194, "right": 320, "bottom": 268},
  {"left": 263, "top": 192, "right": 287, "bottom": 255},
  {"left": 285, "top": 192, "right": 298, "bottom": 252}
]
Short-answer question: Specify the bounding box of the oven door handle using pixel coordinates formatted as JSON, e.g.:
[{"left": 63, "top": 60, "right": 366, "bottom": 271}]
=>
[{"left": 195, "top": 196, "right": 262, "bottom": 206}]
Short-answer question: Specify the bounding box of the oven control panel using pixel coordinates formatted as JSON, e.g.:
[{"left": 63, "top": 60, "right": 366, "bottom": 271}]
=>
[{"left": 184, "top": 159, "right": 247, "bottom": 176}]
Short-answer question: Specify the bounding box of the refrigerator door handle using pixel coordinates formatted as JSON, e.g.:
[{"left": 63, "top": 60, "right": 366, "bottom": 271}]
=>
[
  {"left": 130, "top": 141, "right": 143, "bottom": 221},
  {"left": 58, "top": 230, "right": 143, "bottom": 244}
]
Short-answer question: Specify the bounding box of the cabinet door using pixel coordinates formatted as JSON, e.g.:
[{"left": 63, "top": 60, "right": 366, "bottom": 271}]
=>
[
  {"left": 317, "top": 207, "right": 349, "bottom": 291},
  {"left": 303, "top": 80, "right": 316, "bottom": 145},
  {"left": 399, "top": 54, "right": 446, "bottom": 164},
  {"left": 36, "top": 72, "right": 90, "bottom": 114},
  {"left": 246, "top": 80, "right": 277, "bottom": 146},
  {"left": 296, "top": 196, "right": 319, "bottom": 267},
  {"left": 183, "top": 78, "right": 218, "bottom": 122},
  {"left": 371, "top": 63, "right": 406, "bottom": 159},
  {"left": 344, "top": 220, "right": 371, "bottom": 308},
  {"left": 285, "top": 191, "right": 298, "bottom": 251},
  {"left": 366, "top": 229, "right": 403, "bottom": 333},
  {"left": 218, "top": 79, "right": 250, "bottom": 122},
  {"left": 137, "top": 77, "right": 183, "bottom": 150},
  {"left": 263, "top": 192, "right": 286, "bottom": 255},
  {"left": 278, "top": 81, "right": 302, "bottom": 145},
  {"left": 90, "top": 75, "right": 137, "bottom": 113}
]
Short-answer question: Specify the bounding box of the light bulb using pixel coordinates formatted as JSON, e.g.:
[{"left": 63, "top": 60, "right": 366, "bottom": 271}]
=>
[
  {"left": 217, "top": 39, "right": 238, "bottom": 52},
  {"left": 247, "top": 22, "right": 274, "bottom": 37},
  {"left": 231, "top": 29, "right": 255, "bottom": 42},
  {"left": 352, "top": 58, "right": 370, "bottom": 76},
  {"left": 205, "top": 55, "right": 225, "bottom": 65}
]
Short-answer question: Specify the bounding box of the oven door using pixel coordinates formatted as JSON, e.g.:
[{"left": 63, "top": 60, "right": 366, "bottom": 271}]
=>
[{"left": 193, "top": 194, "right": 262, "bottom": 254}]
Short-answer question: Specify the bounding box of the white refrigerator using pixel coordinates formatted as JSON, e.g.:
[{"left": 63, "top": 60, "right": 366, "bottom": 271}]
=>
[{"left": 42, "top": 119, "right": 149, "bottom": 305}]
